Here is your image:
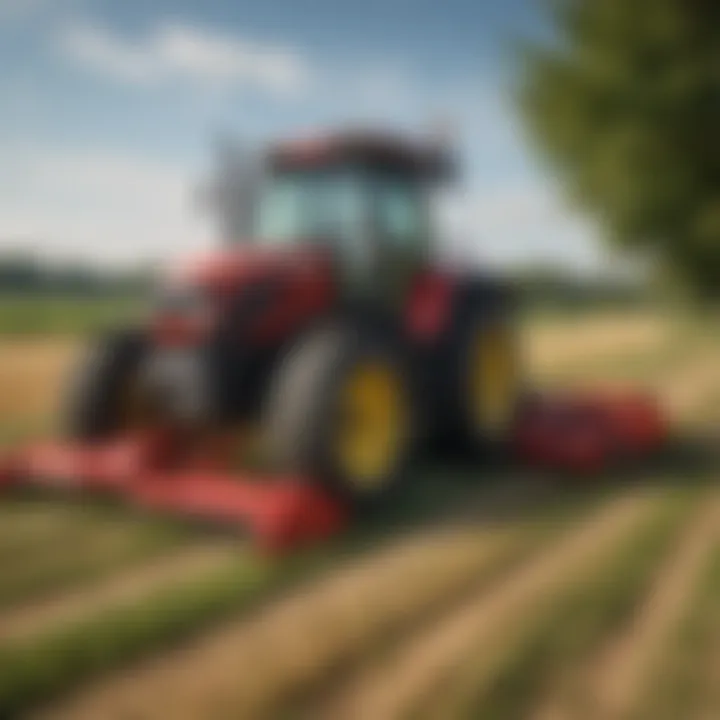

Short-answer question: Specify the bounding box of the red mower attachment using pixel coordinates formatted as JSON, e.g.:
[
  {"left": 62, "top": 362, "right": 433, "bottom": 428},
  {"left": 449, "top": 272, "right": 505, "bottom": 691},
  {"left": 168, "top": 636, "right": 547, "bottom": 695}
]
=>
[
  {"left": 0, "top": 390, "right": 668, "bottom": 551},
  {"left": 514, "top": 390, "right": 667, "bottom": 475},
  {"left": 0, "top": 433, "right": 348, "bottom": 554}
]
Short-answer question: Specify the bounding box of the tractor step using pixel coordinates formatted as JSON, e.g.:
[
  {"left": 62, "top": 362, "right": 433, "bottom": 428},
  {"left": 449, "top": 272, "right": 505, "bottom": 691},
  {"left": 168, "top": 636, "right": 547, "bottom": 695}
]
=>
[{"left": 0, "top": 434, "right": 348, "bottom": 553}]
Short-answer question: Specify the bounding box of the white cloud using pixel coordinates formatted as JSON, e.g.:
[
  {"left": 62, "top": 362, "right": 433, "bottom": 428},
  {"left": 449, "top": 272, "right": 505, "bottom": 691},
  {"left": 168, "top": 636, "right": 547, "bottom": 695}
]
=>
[
  {"left": 0, "top": 145, "right": 214, "bottom": 267},
  {"left": 58, "top": 21, "right": 312, "bottom": 97},
  {"left": 437, "top": 181, "right": 606, "bottom": 273},
  {"left": 0, "top": 52, "right": 604, "bottom": 274},
  {"left": 0, "top": 144, "right": 605, "bottom": 274}
]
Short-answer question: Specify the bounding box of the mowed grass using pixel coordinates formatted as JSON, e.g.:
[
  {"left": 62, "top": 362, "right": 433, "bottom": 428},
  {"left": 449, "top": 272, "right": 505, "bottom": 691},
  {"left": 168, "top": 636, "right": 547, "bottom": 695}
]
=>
[
  {"left": 0, "top": 477, "right": 606, "bottom": 717},
  {"left": 0, "top": 550, "right": 278, "bottom": 717},
  {"left": 0, "top": 499, "right": 509, "bottom": 714},
  {"left": 0, "top": 499, "right": 189, "bottom": 609},
  {"left": 422, "top": 485, "right": 705, "bottom": 720},
  {"left": 0, "top": 307, "right": 716, "bottom": 718},
  {"left": 631, "top": 547, "right": 720, "bottom": 720}
]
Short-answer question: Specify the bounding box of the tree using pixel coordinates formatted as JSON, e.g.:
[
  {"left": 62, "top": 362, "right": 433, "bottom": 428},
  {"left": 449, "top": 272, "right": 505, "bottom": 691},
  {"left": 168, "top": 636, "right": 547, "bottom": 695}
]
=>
[{"left": 520, "top": 0, "right": 720, "bottom": 298}]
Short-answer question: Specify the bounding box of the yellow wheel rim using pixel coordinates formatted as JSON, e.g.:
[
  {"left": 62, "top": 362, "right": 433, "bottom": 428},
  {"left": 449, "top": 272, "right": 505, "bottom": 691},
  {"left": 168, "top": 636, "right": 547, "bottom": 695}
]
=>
[
  {"left": 336, "top": 362, "right": 406, "bottom": 489},
  {"left": 470, "top": 327, "right": 517, "bottom": 437}
]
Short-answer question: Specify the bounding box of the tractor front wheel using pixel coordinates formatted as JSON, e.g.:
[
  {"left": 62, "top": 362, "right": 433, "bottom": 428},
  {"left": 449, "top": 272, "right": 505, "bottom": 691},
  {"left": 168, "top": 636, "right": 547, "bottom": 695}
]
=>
[{"left": 265, "top": 324, "right": 417, "bottom": 506}]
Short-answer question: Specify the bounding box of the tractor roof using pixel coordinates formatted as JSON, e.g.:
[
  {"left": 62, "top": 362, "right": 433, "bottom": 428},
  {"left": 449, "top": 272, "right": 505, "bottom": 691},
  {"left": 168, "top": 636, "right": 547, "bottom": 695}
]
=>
[{"left": 266, "top": 129, "right": 455, "bottom": 181}]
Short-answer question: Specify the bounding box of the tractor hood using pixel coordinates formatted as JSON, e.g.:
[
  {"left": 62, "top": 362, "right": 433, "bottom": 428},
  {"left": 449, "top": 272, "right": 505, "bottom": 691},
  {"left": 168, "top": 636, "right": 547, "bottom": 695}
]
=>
[
  {"left": 154, "top": 243, "right": 336, "bottom": 348},
  {"left": 166, "top": 244, "right": 335, "bottom": 295}
]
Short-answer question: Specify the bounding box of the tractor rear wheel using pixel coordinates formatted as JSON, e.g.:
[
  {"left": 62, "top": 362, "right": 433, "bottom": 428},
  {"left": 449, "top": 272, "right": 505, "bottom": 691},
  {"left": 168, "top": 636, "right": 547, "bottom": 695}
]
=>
[
  {"left": 463, "top": 318, "right": 520, "bottom": 443},
  {"left": 265, "top": 323, "right": 416, "bottom": 505},
  {"left": 63, "top": 328, "right": 148, "bottom": 440},
  {"left": 439, "top": 302, "right": 521, "bottom": 455}
]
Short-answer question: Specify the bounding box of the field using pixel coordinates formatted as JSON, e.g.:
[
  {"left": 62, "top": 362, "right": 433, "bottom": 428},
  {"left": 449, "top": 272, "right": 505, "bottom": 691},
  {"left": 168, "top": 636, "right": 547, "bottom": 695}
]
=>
[{"left": 0, "top": 307, "right": 718, "bottom": 719}]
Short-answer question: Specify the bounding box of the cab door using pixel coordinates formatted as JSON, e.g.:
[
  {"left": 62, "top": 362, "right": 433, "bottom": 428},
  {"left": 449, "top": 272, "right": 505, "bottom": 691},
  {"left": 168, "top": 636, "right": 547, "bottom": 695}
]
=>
[{"left": 369, "top": 173, "right": 431, "bottom": 307}]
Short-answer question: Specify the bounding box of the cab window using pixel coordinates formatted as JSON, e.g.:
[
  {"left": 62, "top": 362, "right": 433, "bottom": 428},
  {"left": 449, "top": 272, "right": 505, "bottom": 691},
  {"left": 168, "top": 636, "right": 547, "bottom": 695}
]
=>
[
  {"left": 372, "top": 176, "right": 428, "bottom": 252},
  {"left": 256, "top": 169, "right": 366, "bottom": 259}
]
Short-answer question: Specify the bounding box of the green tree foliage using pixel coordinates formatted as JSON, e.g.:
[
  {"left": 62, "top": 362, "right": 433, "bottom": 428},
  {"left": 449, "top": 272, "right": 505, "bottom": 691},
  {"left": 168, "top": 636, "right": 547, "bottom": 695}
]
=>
[{"left": 520, "top": 0, "right": 720, "bottom": 297}]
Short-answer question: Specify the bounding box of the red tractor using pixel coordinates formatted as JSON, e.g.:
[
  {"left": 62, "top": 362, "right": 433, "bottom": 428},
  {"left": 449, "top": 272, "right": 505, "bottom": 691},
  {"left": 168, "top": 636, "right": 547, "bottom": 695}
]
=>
[
  {"left": 63, "top": 130, "right": 521, "bottom": 507},
  {"left": 0, "top": 129, "right": 666, "bottom": 549}
]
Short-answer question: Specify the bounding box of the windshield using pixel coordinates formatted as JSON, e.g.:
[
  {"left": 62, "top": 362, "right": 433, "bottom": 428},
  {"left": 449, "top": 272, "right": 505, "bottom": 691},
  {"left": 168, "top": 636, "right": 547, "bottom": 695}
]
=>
[{"left": 256, "top": 169, "right": 366, "bottom": 252}]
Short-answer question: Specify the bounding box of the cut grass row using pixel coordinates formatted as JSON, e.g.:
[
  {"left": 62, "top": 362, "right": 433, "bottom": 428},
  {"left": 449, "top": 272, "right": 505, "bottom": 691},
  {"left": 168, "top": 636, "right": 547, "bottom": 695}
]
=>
[
  {"left": 421, "top": 485, "right": 704, "bottom": 720},
  {"left": 304, "top": 493, "right": 667, "bottom": 720},
  {"left": 0, "top": 479, "right": 605, "bottom": 718},
  {"left": 0, "top": 499, "right": 189, "bottom": 610},
  {"left": 0, "top": 475, "right": 481, "bottom": 716},
  {"left": 0, "top": 501, "right": 99, "bottom": 552},
  {"left": 203, "top": 522, "right": 556, "bottom": 720},
  {"left": 284, "top": 488, "right": 631, "bottom": 720},
  {"left": 631, "top": 547, "right": 720, "bottom": 720},
  {"left": 0, "top": 521, "right": 187, "bottom": 611},
  {"left": 0, "top": 551, "right": 283, "bottom": 717},
  {"left": 0, "top": 544, "right": 244, "bottom": 648}
]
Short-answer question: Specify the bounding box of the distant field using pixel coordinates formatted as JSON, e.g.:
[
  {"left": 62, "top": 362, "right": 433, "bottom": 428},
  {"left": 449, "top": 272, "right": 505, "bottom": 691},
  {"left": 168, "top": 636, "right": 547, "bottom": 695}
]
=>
[
  {"left": 0, "top": 339, "right": 78, "bottom": 442},
  {"left": 0, "top": 306, "right": 717, "bottom": 719},
  {"left": 0, "top": 295, "right": 143, "bottom": 337}
]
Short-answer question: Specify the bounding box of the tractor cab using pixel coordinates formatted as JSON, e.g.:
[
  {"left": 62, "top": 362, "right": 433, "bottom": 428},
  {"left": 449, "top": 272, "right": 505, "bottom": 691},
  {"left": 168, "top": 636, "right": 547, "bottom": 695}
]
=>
[{"left": 256, "top": 131, "right": 454, "bottom": 299}]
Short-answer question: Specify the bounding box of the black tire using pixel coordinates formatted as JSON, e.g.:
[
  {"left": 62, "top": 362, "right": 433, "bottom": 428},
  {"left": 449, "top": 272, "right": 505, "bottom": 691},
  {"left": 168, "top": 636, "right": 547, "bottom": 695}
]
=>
[
  {"left": 435, "top": 280, "right": 522, "bottom": 456},
  {"left": 63, "top": 328, "right": 147, "bottom": 440},
  {"left": 265, "top": 322, "right": 417, "bottom": 506}
]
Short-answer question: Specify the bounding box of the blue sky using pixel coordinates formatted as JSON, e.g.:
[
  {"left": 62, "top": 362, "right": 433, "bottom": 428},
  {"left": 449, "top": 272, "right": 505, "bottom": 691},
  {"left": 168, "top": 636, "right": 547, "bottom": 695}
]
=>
[{"left": 0, "top": 0, "right": 607, "bottom": 271}]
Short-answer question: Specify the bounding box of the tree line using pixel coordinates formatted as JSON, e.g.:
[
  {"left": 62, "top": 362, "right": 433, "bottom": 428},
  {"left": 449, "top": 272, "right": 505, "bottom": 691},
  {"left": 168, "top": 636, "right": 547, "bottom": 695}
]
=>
[
  {"left": 0, "top": 249, "right": 653, "bottom": 311},
  {"left": 0, "top": 252, "right": 153, "bottom": 296}
]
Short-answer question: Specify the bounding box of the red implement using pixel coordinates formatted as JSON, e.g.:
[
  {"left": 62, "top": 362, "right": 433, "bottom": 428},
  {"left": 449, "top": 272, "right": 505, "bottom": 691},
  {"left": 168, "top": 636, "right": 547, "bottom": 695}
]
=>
[
  {"left": 514, "top": 391, "right": 667, "bottom": 475},
  {"left": 0, "top": 390, "right": 667, "bottom": 549},
  {"left": 0, "top": 433, "right": 348, "bottom": 553}
]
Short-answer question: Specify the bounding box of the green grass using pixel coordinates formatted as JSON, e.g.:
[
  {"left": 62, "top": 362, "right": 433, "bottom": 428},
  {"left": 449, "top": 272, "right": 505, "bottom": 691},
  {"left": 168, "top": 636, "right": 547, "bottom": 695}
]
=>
[
  {"left": 285, "top": 488, "right": 629, "bottom": 720},
  {"left": 0, "top": 501, "right": 174, "bottom": 568},
  {"left": 0, "top": 491, "right": 396, "bottom": 715},
  {"left": 0, "top": 552, "right": 271, "bottom": 716},
  {"left": 0, "top": 295, "right": 143, "bottom": 336},
  {"left": 0, "top": 513, "right": 188, "bottom": 609},
  {"left": 0, "top": 472, "right": 610, "bottom": 717},
  {"left": 631, "top": 547, "right": 720, "bottom": 720},
  {"left": 421, "top": 486, "right": 702, "bottom": 720}
]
